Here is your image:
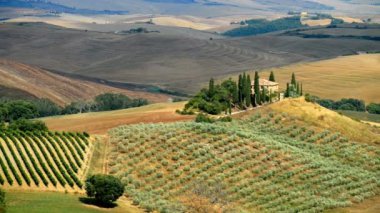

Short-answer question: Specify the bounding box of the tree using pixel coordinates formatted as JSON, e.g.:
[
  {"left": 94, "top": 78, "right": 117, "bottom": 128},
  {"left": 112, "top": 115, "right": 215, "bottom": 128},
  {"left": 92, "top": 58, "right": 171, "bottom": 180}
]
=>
[
  {"left": 8, "top": 119, "right": 48, "bottom": 132},
  {"left": 245, "top": 74, "right": 252, "bottom": 107},
  {"left": 254, "top": 72, "right": 261, "bottom": 105},
  {"left": 296, "top": 82, "right": 300, "bottom": 95},
  {"left": 269, "top": 71, "right": 275, "bottom": 82},
  {"left": 209, "top": 78, "right": 215, "bottom": 97},
  {"left": 300, "top": 83, "right": 303, "bottom": 96},
  {"left": 85, "top": 174, "right": 124, "bottom": 205},
  {"left": 221, "top": 78, "right": 238, "bottom": 105},
  {"left": 2, "top": 100, "right": 38, "bottom": 122},
  {"left": 32, "top": 98, "right": 61, "bottom": 117},
  {"left": 285, "top": 83, "right": 290, "bottom": 98},
  {"left": 238, "top": 75, "right": 243, "bottom": 104},
  {"left": 367, "top": 103, "right": 380, "bottom": 114},
  {"left": 291, "top": 73, "right": 297, "bottom": 86},
  {"left": 241, "top": 73, "right": 247, "bottom": 105}
]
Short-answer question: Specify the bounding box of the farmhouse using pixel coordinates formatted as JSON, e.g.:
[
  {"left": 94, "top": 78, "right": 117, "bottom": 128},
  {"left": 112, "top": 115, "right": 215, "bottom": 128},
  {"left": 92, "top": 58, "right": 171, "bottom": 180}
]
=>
[{"left": 251, "top": 79, "right": 279, "bottom": 94}]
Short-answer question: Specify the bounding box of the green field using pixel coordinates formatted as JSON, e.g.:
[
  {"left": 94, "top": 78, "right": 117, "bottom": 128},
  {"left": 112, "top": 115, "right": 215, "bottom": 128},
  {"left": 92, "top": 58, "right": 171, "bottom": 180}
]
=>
[
  {"left": 5, "top": 191, "right": 140, "bottom": 213},
  {"left": 337, "top": 111, "right": 380, "bottom": 123},
  {"left": 107, "top": 111, "right": 380, "bottom": 212}
]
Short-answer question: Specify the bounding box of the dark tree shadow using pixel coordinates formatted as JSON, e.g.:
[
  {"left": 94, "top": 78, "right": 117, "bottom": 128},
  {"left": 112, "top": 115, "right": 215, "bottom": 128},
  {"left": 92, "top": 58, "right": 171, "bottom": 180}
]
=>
[{"left": 79, "top": 197, "right": 118, "bottom": 208}]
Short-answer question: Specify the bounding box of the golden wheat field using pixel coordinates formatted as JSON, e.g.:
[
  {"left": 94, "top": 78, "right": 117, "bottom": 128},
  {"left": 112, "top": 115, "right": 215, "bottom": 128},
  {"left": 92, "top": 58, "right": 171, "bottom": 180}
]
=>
[{"left": 258, "top": 54, "right": 380, "bottom": 103}]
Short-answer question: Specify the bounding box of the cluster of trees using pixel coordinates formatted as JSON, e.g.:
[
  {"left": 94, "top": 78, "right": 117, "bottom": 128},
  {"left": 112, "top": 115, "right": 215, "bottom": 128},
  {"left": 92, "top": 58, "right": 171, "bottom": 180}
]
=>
[
  {"left": 183, "top": 72, "right": 278, "bottom": 115},
  {"left": 0, "top": 119, "right": 48, "bottom": 132},
  {"left": 0, "top": 93, "right": 149, "bottom": 121},
  {"left": 224, "top": 16, "right": 305, "bottom": 37},
  {"left": 305, "top": 95, "right": 380, "bottom": 115},
  {"left": 285, "top": 73, "right": 303, "bottom": 98}
]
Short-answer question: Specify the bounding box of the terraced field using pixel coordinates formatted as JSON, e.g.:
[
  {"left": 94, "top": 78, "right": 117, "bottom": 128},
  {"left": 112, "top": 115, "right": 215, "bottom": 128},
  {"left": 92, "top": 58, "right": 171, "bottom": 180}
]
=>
[
  {"left": 0, "top": 131, "right": 91, "bottom": 191},
  {"left": 108, "top": 111, "right": 380, "bottom": 212}
]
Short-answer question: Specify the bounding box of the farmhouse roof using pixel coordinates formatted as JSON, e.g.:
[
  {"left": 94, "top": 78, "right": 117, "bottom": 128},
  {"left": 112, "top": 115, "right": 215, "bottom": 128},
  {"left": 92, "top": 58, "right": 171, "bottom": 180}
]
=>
[{"left": 252, "top": 79, "right": 279, "bottom": 86}]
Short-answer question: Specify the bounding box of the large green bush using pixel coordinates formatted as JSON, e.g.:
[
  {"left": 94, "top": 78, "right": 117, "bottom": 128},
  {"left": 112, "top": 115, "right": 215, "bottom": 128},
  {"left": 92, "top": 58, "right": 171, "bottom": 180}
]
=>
[
  {"left": 367, "top": 103, "right": 380, "bottom": 114},
  {"left": 85, "top": 174, "right": 124, "bottom": 204},
  {"left": 8, "top": 119, "right": 48, "bottom": 132}
]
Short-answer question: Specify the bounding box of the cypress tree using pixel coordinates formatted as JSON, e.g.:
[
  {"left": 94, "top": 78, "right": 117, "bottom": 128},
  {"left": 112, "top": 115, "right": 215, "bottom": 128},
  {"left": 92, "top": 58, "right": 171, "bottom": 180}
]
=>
[
  {"left": 232, "top": 81, "right": 239, "bottom": 104},
  {"left": 286, "top": 83, "right": 290, "bottom": 98},
  {"left": 209, "top": 78, "right": 215, "bottom": 97},
  {"left": 296, "top": 82, "right": 300, "bottom": 95},
  {"left": 254, "top": 71, "right": 261, "bottom": 105},
  {"left": 269, "top": 71, "right": 275, "bottom": 82},
  {"left": 291, "top": 73, "right": 297, "bottom": 86},
  {"left": 246, "top": 74, "right": 252, "bottom": 107},
  {"left": 238, "top": 75, "right": 243, "bottom": 103},
  {"left": 242, "top": 73, "right": 247, "bottom": 104},
  {"left": 261, "top": 87, "right": 266, "bottom": 103},
  {"left": 300, "top": 83, "right": 303, "bottom": 96}
]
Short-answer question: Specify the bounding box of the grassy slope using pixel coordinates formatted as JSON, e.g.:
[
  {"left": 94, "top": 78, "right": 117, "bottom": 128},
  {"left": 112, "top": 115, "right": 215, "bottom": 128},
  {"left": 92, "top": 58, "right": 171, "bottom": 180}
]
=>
[
  {"left": 41, "top": 102, "right": 193, "bottom": 134},
  {"left": 263, "top": 98, "right": 380, "bottom": 145},
  {"left": 258, "top": 54, "right": 380, "bottom": 103},
  {"left": 5, "top": 191, "right": 142, "bottom": 213}
]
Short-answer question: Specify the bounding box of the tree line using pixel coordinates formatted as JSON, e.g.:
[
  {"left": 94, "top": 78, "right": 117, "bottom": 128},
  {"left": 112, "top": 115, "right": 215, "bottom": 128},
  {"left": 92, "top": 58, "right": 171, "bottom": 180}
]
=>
[
  {"left": 0, "top": 93, "right": 149, "bottom": 122},
  {"left": 306, "top": 95, "right": 380, "bottom": 114}
]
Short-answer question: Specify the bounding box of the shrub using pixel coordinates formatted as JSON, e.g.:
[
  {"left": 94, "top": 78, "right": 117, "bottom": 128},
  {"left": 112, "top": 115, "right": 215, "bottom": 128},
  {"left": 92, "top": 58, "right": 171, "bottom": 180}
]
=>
[
  {"left": 195, "top": 114, "right": 215, "bottom": 123},
  {"left": 85, "top": 174, "right": 125, "bottom": 205},
  {"left": 367, "top": 103, "right": 380, "bottom": 114},
  {"left": 8, "top": 119, "right": 48, "bottom": 132},
  {"left": 217, "top": 116, "right": 232, "bottom": 122}
]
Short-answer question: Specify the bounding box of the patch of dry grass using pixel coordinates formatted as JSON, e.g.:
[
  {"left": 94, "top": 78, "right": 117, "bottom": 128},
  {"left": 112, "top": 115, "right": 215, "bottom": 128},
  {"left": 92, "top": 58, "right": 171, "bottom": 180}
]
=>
[{"left": 266, "top": 98, "right": 380, "bottom": 145}]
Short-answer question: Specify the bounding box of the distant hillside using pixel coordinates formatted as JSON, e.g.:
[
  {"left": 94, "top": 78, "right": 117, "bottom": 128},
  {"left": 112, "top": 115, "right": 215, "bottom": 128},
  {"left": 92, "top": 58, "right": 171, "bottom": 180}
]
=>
[
  {"left": 0, "top": 0, "right": 128, "bottom": 15},
  {"left": 30, "top": 0, "right": 380, "bottom": 16},
  {"left": 0, "top": 59, "right": 169, "bottom": 105},
  {"left": 1, "top": 22, "right": 380, "bottom": 94}
]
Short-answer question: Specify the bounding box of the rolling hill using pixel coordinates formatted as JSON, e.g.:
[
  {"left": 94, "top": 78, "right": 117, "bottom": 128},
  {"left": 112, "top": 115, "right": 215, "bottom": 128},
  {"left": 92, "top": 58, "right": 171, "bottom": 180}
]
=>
[
  {"left": 17, "top": 97, "right": 380, "bottom": 212},
  {"left": 1, "top": 22, "right": 379, "bottom": 94},
  {"left": 0, "top": 59, "right": 170, "bottom": 105},
  {"left": 104, "top": 98, "right": 379, "bottom": 212},
  {"left": 12, "top": 0, "right": 379, "bottom": 16}
]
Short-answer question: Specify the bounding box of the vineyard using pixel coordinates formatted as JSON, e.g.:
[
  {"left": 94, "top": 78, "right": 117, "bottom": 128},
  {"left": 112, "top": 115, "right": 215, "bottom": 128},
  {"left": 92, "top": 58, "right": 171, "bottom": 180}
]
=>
[
  {"left": 108, "top": 112, "right": 380, "bottom": 212},
  {"left": 0, "top": 131, "right": 91, "bottom": 191}
]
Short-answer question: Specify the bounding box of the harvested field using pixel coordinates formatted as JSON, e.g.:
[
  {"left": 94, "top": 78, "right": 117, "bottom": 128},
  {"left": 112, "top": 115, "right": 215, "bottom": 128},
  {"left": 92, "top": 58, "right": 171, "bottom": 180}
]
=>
[
  {"left": 1, "top": 22, "right": 380, "bottom": 93},
  {"left": 257, "top": 54, "right": 380, "bottom": 103},
  {"left": 0, "top": 59, "right": 169, "bottom": 105}
]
